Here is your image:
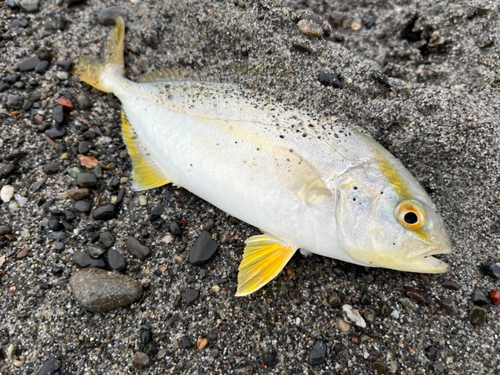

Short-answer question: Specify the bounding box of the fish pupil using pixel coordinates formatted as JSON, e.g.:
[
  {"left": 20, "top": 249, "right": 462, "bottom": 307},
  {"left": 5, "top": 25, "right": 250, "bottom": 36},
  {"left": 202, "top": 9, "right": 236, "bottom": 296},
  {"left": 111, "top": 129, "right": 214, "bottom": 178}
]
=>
[{"left": 404, "top": 212, "right": 418, "bottom": 224}]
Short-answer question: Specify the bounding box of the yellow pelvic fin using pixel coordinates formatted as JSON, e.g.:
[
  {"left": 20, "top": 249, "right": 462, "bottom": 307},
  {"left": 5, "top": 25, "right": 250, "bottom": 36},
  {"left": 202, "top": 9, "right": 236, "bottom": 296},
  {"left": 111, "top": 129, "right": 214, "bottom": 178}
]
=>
[
  {"left": 72, "top": 17, "right": 125, "bottom": 93},
  {"left": 236, "top": 234, "right": 298, "bottom": 296},
  {"left": 121, "top": 110, "right": 171, "bottom": 191},
  {"left": 272, "top": 146, "right": 332, "bottom": 205}
]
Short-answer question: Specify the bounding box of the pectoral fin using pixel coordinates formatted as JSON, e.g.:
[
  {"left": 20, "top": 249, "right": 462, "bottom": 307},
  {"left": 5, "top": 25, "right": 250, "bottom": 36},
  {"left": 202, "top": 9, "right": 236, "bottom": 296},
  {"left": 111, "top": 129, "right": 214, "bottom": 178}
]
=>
[
  {"left": 236, "top": 234, "right": 298, "bottom": 296},
  {"left": 122, "top": 110, "right": 171, "bottom": 191},
  {"left": 272, "top": 146, "right": 332, "bottom": 205}
]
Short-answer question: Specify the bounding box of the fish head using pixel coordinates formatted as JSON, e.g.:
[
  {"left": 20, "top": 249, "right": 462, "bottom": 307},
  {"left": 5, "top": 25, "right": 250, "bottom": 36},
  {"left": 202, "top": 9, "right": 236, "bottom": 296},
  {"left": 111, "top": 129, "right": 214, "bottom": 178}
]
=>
[{"left": 335, "top": 159, "right": 451, "bottom": 273}]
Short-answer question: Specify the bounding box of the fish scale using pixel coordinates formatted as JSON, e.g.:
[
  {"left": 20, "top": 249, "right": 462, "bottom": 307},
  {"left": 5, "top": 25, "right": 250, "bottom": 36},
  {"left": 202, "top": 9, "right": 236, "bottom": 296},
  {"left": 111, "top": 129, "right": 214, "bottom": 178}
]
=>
[{"left": 73, "top": 17, "right": 452, "bottom": 296}]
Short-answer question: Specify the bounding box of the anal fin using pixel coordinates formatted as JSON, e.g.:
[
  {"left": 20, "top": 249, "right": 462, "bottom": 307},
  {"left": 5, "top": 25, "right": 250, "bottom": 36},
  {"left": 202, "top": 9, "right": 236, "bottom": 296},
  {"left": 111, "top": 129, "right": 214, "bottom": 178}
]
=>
[
  {"left": 121, "top": 110, "right": 171, "bottom": 191},
  {"left": 236, "top": 234, "right": 298, "bottom": 296}
]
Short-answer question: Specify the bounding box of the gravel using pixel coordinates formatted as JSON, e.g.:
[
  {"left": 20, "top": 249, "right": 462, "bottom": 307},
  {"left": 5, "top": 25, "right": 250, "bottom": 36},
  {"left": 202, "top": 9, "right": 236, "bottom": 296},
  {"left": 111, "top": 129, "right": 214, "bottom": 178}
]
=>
[{"left": 1, "top": 0, "right": 500, "bottom": 373}]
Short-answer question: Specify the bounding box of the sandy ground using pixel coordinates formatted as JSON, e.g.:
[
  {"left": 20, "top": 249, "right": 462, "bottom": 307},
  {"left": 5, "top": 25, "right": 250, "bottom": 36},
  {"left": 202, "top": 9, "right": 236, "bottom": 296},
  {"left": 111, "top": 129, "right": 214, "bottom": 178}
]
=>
[{"left": 0, "top": 0, "right": 499, "bottom": 374}]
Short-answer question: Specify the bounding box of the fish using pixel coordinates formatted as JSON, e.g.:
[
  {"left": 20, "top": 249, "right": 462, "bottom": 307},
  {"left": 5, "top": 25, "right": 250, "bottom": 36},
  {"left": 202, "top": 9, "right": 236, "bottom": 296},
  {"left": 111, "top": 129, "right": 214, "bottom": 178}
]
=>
[{"left": 73, "top": 18, "right": 452, "bottom": 296}]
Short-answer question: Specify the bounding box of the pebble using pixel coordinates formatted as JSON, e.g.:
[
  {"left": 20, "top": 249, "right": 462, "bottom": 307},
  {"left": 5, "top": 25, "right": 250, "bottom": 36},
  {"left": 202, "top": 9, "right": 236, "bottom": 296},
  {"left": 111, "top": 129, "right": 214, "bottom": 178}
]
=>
[
  {"left": 74, "top": 200, "right": 91, "bottom": 213},
  {"left": 490, "top": 290, "right": 500, "bottom": 306},
  {"left": 72, "top": 251, "right": 105, "bottom": 269},
  {"left": 17, "top": 248, "right": 29, "bottom": 259},
  {"left": 33, "top": 115, "right": 44, "bottom": 124},
  {"left": 19, "top": 56, "right": 41, "bottom": 71},
  {"left": 70, "top": 268, "right": 143, "bottom": 312},
  {"left": 149, "top": 204, "right": 164, "bottom": 222},
  {"left": 100, "top": 232, "right": 115, "bottom": 248},
  {"left": 78, "top": 141, "right": 90, "bottom": 154},
  {"left": 337, "top": 317, "right": 351, "bottom": 333},
  {"left": 482, "top": 263, "right": 500, "bottom": 279},
  {"left": 425, "top": 346, "right": 438, "bottom": 360},
  {"left": 374, "top": 361, "right": 388, "bottom": 374},
  {"left": 76, "top": 172, "right": 97, "bottom": 188},
  {"left": 36, "top": 46, "right": 52, "bottom": 61},
  {"left": 181, "top": 336, "right": 192, "bottom": 349},
  {"left": 88, "top": 243, "right": 106, "bottom": 259},
  {"left": 52, "top": 105, "right": 64, "bottom": 123},
  {"left": 378, "top": 300, "right": 391, "bottom": 316},
  {"left": 92, "top": 204, "right": 117, "bottom": 221},
  {"left": 77, "top": 94, "right": 92, "bottom": 110},
  {"left": 131, "top": 352, "right": 150, "bottom": 369},
  {"left": 186, "top": 287, "right": 200, "bottom": 306},
  {"left": 318, "top": 71, "right": 342, "bottom": 89},
  {"left": 189, "top": 230, "right": 218, "bottom": 266},
  {"left": 58, "top": 60, "right": 73, "bottom": 71},
  {"left": 37, "top": 357, "right": 61, "bottom": 375},
  {"left": 405, "top": 286, "right": 427, "bottom": 304},
  {"left": 437, "top": 297, "right": 457, "bottom": 315},
  {"left": 116, "top": 188, "right": 125, "bottom": 205},
  {"left": 442, "top": 280, "right": 460, "bottom": 290},
  {"left": 22, "top": 99, "right": 32, "bottom": 110},
  {"left": 7, "top": 94, "right": 23, "bottom": 109},
  {"left": 64, "top": 209, "right": 75, "bottom": 221},
  {"left": 57, "top": 98, "right": 74, "bottom": 111},
  {"left": 140, "top": 329, "right": 153, "bottom": 345},
  {"left": 67, "top": 188, "right": 90, "bottom": 201},
  {"left": 309, "top": 339, "right": 327, "bottom": 366},
  {"left": 298, "top": 10, "right": 331, "bottom": 37},
  {"left": 57, "top": 71, "right": 69, "bottom": 80},
  {"left": 78, "top": 155, "right": 99, "bottom": 169},
  {"left": 469, "top": 306, "right": 487, "bottom": 326},
  {"left": 471, "top": 288, "right": 488, "bottom": 305},
  {"left": 0, "top": 83, "right": 10, "bottom": 92},
  {"left": 48, "top": 219, "right": 63, "bottom": 231},
  {"left": 1, "top": 185, "right": 15, "bottom": 202},
  {"left": 298, "top": 20, "right": 324, "bottom": 38},
  {"left": 43, "top": 162, "right": 60, "bottom": 175},
  {"left": 126, "top": 237, "right": 151, "bottom": 260},
  {"left": 342, "top": 305, "right": 366, "bottom": 328},
  {"left": 197, "top": 338, "right": 208, "bottom": 350},
  {"left": 138, "top": 195, "right": 147, "bottom": 206},
  {"left": 0, "top": 163, "right": 15, "bottom": 179},
  {"left": 35, "top": 60, "right": 50, "bottom": 74},
  {"left": 107, "top": 249, "right": 127, "bottom": 272},
  {"left": 4, "top": 75, "right": 20, "bottom": 84},
  {"left": 98, "top": 6, "right": 126, "bottom": 26},
  {"left": 20, "top": 0, "right": 39, "bottom": 13},
  {"left": 0, "top": 225, "right": 12, "bottom": 235},
  {"left": 328, "top": 11, "right": 345, "bottom": 27},
  {"left": 169, "top": 221, "right": 182, "bottom": 236},
  {"left": 45, "top": 127, "right": 65, "bottom": 139}
]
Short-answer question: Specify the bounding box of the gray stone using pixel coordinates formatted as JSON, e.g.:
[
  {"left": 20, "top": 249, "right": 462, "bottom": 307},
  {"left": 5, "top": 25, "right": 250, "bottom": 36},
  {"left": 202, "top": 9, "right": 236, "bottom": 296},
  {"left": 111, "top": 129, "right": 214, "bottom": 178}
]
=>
[
  {"left": 45, "top": 127, "right": 65, "bottom": 139},
  {"left": 97, "top": 7, "right": 126, "bottom": 26},
  {"left": 88, "top": 243, "right": 106, "bottom": 259},
  {"left": 131, "top": 351, "right": 150, "bottom": 369},
  {"left": 76, "top": 172, "right": 97, "bottom": 188},
  {"left": 19, "top": 56, "right": 41, "bottom": 71},
  {"left": 43, "top": 162, "right": 60, "bottom": 175},
  {"left": 189, "top": 231, "right": 218, "bottom": 266},
  {"left": 20, "top": 0, "right": 39, "bottom": 13},
  {"left": 92, "top": 204, "right": 117, "bottom": 221},
  {"left": 76, "top": 94, "right": 92, "bottom": 110},
  {"left": 0, "top": 163, "right": 15, "bottom": 179},
  {"left": 70, "top": 268, "right": 143, "bottom": 312},
  {"left": 126, "top": 237, "right": 150, "bottom": 260},
  {"left": 0, "top": 225, "right": 12, "bottom": 235},
  {"left": 100, "top": 231, "right": 115, "bottom": 248},
  {"left": 7, "top": 95, "right": 23, "bottom": 109},
  {"left": 107, "top": 249, "right": 127, "bottom": 272}
]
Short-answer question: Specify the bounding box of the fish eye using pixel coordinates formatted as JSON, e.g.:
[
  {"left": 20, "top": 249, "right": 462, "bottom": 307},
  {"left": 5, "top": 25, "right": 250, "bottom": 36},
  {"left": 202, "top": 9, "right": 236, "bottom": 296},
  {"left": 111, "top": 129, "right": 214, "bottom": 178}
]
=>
[{"left": 395, "top": 200, "right": 426, "bottom": 231}]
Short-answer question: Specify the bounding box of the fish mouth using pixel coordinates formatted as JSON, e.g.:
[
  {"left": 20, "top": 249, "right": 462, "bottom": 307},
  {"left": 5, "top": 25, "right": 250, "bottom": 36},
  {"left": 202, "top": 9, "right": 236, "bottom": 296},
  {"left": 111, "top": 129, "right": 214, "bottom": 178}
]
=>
[{"left": 409, "top": 246, "right": 452, "bottom": 273}]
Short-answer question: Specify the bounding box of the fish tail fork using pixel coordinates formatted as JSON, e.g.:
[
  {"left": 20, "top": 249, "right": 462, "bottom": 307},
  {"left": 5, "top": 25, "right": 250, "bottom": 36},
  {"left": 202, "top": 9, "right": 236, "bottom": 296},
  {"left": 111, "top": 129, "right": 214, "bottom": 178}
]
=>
[{"left": 72, "top": 17, "right": 125, "bottom": 93}]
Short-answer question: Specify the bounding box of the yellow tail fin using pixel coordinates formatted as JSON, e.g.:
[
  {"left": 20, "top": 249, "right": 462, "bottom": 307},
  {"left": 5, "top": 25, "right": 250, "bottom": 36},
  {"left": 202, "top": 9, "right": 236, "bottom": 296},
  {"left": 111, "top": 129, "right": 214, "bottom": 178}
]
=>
[{"left": 72, "top": 17, "right": 125, "bottom": 93}]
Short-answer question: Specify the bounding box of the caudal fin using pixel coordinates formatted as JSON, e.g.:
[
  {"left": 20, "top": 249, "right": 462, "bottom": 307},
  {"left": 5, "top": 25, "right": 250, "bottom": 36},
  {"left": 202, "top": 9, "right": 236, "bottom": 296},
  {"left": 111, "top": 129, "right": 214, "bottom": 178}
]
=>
[{"left": 72, "top": 17, "right": 125, "bottom": 93}]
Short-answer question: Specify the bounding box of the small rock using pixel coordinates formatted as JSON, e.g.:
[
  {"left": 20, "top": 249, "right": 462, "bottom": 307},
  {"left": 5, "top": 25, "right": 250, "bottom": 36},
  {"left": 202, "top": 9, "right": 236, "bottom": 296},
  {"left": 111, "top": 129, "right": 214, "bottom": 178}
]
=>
[
  {"left": 20, "top": 0, "right": 39, "bottom": 13},
  {"left": 57, "top": 98, "right": 74, "bottom": 111},
  {"left": 67, "top": 188, "right": 90, "bottom": 201},
  {"left": 52, "top": 105, "right": 64, "bottom": 123},
  {"left": 131, "top": 352, "right": 150, "bottom": 369},
  {"left": 197, "top": 338, "right": 208, "bottom": 350},
  {"left": 140, "top": 330, "right": 153, "bottom": 345},
  {"left": 149, "top": 204, "right": 164, "bottom": 222},
  {"left": 471, "top": 288, "right": 488, "bottom": 305},
  {"left": 78, "top": 155, "right": 99, "bottom": 169},
  {"left": 58, "top": 60, "right": 73, "bottom": 71},
  {"left": 437, "top": 296, "right": 457, "bottom": 315},
  {"left": 88, "top": 243, "right": 106, "bottom": 259},
  {"left": 181, "top": 336, "right": 192, "bottom": 349},
  {"left": 298, "top": 19, "right": 324, "bottom": 38},
  {"left": 405, "top": 286, "right": 427, "bottom": 304},
  {"left": 48, "top": 231, "right": 66, "bottom": 241},
  {"left": 482, "top": 263, "right": 500, "bottom": 279},
  {"left": 318, "top": 71, "right": 342, "bottom": 88},
  {"left": 309, "top": 339, "right": 327, "bottom": 366},
  {"left": 76, "top": 172, "right": 97, "bottom": 188},
  {"left": 72, "top": 251, "right": 105, "bottom": 269},
  {"left": 17, "top": 248, "right": 29, "bottom": 259},
  {"left": 36, "top": 46, "right": 52, "bottom": 61},
  {"left": 374, "top": 361, "right": 388, "bottom": 374},
  {"left": 48, "top": 219, "right": 63, "bottom": 231},
  {"left": 43, "top": 162, "right": 60, "bottom": 175},
  {"left": 7, "top": 95, "right": 23, "bottom": 109},
  {"left": 92, "top": 204, "right": 117, "bottom": 221},
  {"left": 70, "top": 268, "right": 143, "bottom": 312},
  {"left": 57, "top": 71, "right": 69, "bottom": 80},
  {"left": 19, "top": 56, "right": 41, "bottom": 71},
  {"left": 35, "top": 60, "right": 50, "bottom": 74},
  {"left": 189, "top": 230, "right": 218, "bottom": 266},
  {"left": 342, "top": 304, "right": 366, "bottom": 328},
  {"left": 100, "top": 231, "right": 115, "bottom": 247},
  {"left": 78, "top": 141, "right": 90, "bottom": 154},
  {"left": 1, "top": 185, "right": 15, "bottom": 202},
  {"left": 22, "top": 99, "right": 32, "bottom": 111},
  {"left": 4, "top": 75, "right": 20, "bottom": 84},
  {"left": 0, "top": 163, "right": 15, "bottom": 179},
  {"left": 490, "top": 290, "right": 500, "bottom": 306},
  {"left": 76, "top": 94, "right": 92, "bottom": 110},
  {"left": 469, "top": 306, "right": 487, "bottom": 326},
  {"left": 98, "top": 6, "right": 126, "bottom": 26},
  {"left": 126, "top": 237, "right": 151, "bottom": 260},
  {"left": 45, "top": 127, "right": 65, "bottom": 139},
  {"left": 425, "top": 346, "right": 438, "bottom": 360},
  {"left": 74, "top": 200, "right": 91, "bottom": 213},
  {"left": 107, "top": 249, "right": 127, "bottom": 272},
  {"left": 0, "top": 83, "right": 10, "bottom": 92},
  {"left": 138, "top": 195, "right": 147, "bottom": 206},
  {"left": 186, "top": 287, "right": 200, "bottom": 306},
  {"left": 116, "top": 188, "right": 126, "bottom": 205},
  {"left": 337, "top": 317, "right": 351, "bottom": 333},
  {"left": 170, "top": 221, "right": 182, "bottom": 236},
  {"left": 0, "top": 225, "right": 12, "bottom": 235},
  {"left": 329, "top": 12, "right": 345, "bottom": 27},
  {"left": 37, "top": 357, "right": 61, "bottom": 375},
  {"left": 298, "top": 10, "right": 331, "bottom": 37},
  {"left": 442, "top": 280, "right": 460, "bottom": 290}
]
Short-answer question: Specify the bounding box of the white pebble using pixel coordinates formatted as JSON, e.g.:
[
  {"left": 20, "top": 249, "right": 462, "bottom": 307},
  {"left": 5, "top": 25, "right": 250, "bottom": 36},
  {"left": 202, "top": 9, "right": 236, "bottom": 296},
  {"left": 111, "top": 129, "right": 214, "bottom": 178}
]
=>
[
  {"left": 342, "top": 304, "right": 366, "bottom": 328},
  {"left": 161, "top": 234, "right": 174, "bottom": 244},
  {"left": 57, "top": 71, "right": 69, "bottom": 80},
  {"left": 1, "top": 185, "right": 14, "bottom": 202},
  {"left": 14, "top": 194, "right": 27, "bottom": 207},
  {"left": 391, "top": 310, "right": 400, "bottom": 319},
  {"left": 138, "top": 195, "right": 147, "bottom": 206},
  {"left": 9, "top": 201, "right": 19, "bottom": 211}
]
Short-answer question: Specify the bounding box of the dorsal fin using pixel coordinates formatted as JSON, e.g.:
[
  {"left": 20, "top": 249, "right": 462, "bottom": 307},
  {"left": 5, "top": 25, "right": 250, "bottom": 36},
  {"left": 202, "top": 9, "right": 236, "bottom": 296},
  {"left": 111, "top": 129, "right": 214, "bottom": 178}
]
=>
[
  {"left": 136, "top": 68, "right": 196, "bottom": 83},
  {"left": 121, "top": 110, "right": 172, "bottom": 191}
]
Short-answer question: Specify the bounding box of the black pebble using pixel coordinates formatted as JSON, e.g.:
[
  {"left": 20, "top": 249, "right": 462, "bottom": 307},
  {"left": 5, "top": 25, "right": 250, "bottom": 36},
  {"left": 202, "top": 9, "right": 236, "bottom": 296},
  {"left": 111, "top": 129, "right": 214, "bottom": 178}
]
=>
[
  {"left": 78, "top": 141, "right": 90, "bottom": 154},
  {"left": 309, "top": 340, "right": 327, "bottom": 366},
  {"left": 61, "top": 91, "right": 72, "bottom": 100},
  {"left": 48, "top": 219, "right": 63, "bottom": 231},
  {"left": 92, "top": 204, "right": 117, "bottom": 221},
  {"left": 37, "top": 46, "right": 52, "bottom": 61},
  {"left": 58, "top": 60, "right": 73, "bottom": 71},
  {"left": 40, "top": 282, "right": 51, "bottom": 290},
  {"left": 19, "top": 56, "right": 41, "bottom": 71},
  {"left": 76, "top": 172, "right": 97, "bottom": 188},
  {"left": 262, "top": 351, "right": 278, "bottom": 367},
  {"left": 318, "top": 71, "right": 342, "bottom": 88},
  {"left": 45, "top": 127, "right": 66, "bottom": 139},
  {"left": 4, "top": 74, "right": 20, "bottom": 84},
  {"left": 149, "top": 204, "right": 164, "bottom": 222},
  {"left": 37, "top": 357, "right": 62, "bottom": 375},
  {"left": 35, "top": 60, "right": 50, "bottom": 74},
  {"left": 63, "top": 209, "right": 75, "bottom": 221},
  {"left": 115, "top": 188, "right": 126, "bottom": 205},
  {"left": 100, "top": 231, "right": 115, "bottom": 248},
  {"left": 181, "top": 336, "right": 192, "bottom": 349},
  {"left": 88, "top": 243, "right": 106, "bottom": 259},
  {"left": 72, "top": 251, "right": 106, "bottom": 269},
  {"left": 471, "top": 288, "right": 488, "bottom": 305},
  {"left": 107, "top": 249, "right": 127, "bottom": 272},
  {"left": 482, "top": 263, "right": 500, "bottom": 279},
  {"left": 22, "top": 99, "right": 32, "bottom": 111},
  {"left": 0, "top": 83, "right": 10, "bottom": 92},
  {"left": 74, "top": 200, "right": 91, "bottom": 213},
  {"left": 189, "top": 231, "right": 218, "bottom": 266},
  {"left": 169, "top": 221, "right": 182, "bottom": 236},
  {"left": 140, "top": 330, "right": 153, "bottom": 345},
  {"left": 185, "top": 287, "right": 200, "bottom": 306},
  {"left": 52, "top": 105, "right": 64, "bottom": 123},
  {"left": 108, "top": 176, "right": 120, "bottom": 190},
  {"left": 43, "top": 162, "right": 60, "bottom": 175}
]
